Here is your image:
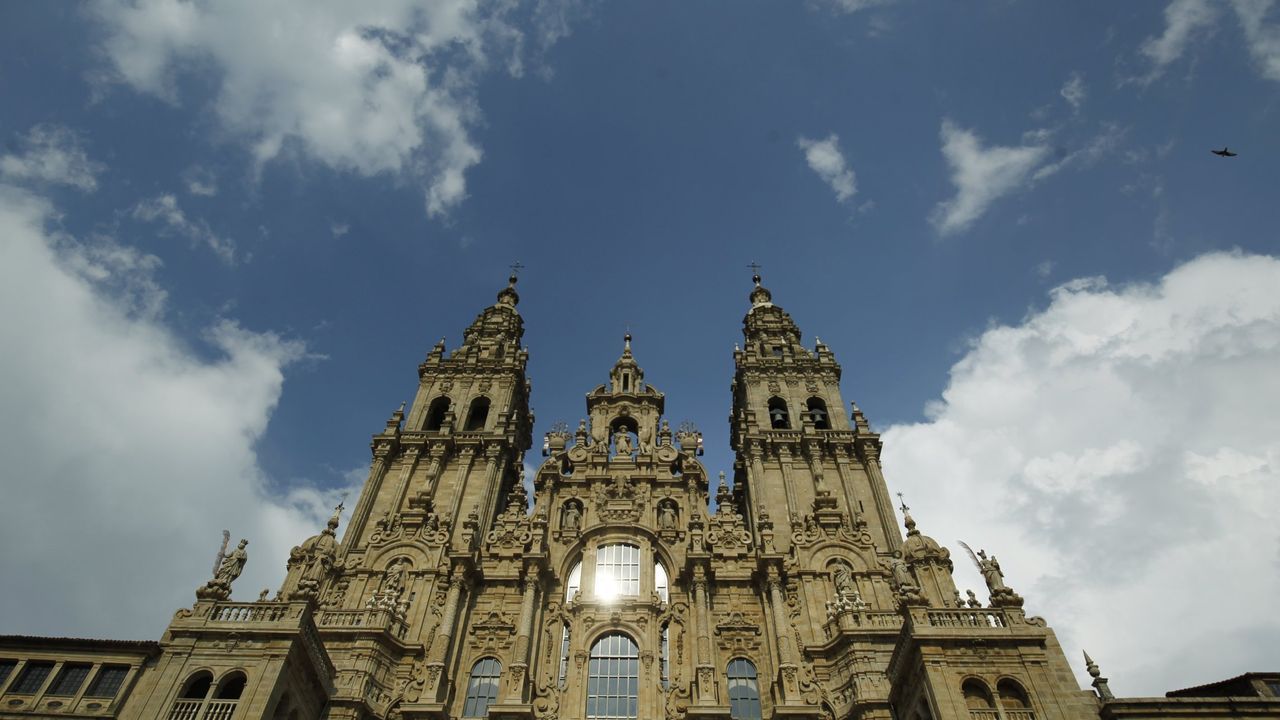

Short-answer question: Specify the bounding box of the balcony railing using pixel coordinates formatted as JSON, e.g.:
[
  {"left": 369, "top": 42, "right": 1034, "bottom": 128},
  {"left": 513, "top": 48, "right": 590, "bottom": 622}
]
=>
[
  {"left": 168, "top": 700, "right": 203, "bottom": 720},
  {"left": 969, "top": 710, "right": 999, "bottom": 720},
  {"left": 925, "top": 609, "right": 1008, "bottom": 629},
  {"left": 167, "top": 699, "right": 239, "bottom": 720},
  {"left": 207, "top": 603, "right": 289, "bottom": 623},
  {"left": 1005, "top": 710, "right": 1036, "bottom": 720},
  {"left": 203, "top": 700, "right": 238, "bottom": 720},
  {"left": 316, "top": 608, "right": 408, "bottom": 639}
]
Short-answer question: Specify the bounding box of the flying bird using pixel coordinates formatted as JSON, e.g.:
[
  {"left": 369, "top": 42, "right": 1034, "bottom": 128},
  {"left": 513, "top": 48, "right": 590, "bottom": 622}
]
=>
[{"left": 1211, "top": 147, "right": 1238, "bottom": 157}]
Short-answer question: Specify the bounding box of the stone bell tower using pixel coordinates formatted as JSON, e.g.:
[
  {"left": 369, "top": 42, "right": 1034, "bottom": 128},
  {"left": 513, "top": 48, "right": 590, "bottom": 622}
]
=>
[{"left": 311, "top": 273, "right": 534, "bottom": 720}]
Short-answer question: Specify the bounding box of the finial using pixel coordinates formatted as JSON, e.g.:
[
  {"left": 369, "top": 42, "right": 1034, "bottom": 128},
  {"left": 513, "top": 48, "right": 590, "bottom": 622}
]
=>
[
  {"left": 509, "top": 260, "right": 524, "bottom": 278},
  {"left": 624, "top": 332, "right": 631, "bottom": 350},
  {"left": 397, "top": 400, "right": 406, "bottom": 413},
  {"left": 1083, "top": 651, "right": 1098, "bottom": 676},
  {"left": 896, "top": 492, "right": 909, "bottom": 514},
  {"left": 1083, "top": 651, "right": 1115, "bottom": 701},
  {"left": 747, "top": 261, "right": 762, "bottom": 286}
]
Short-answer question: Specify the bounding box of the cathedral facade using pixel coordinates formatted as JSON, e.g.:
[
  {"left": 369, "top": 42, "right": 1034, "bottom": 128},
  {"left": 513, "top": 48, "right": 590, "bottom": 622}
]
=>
[{"left": 1, "top": 275, "right": 1276, "bottom": 720}]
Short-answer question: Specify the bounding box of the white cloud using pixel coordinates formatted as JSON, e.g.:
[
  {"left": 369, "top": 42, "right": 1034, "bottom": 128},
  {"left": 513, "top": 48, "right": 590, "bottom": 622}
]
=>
[
  {"left": 132, "top": 193, "right": 236, "bottom": 264},
  {"left": 883, "top": 251, "right": 1280, "bottom": 695},
  {"left": 1060, "top": 72, "right": 1086, "bottom": 112},
  {"left": 797, "top": 134, "right": 858, "bottom": 204},
  {"left": 182, "top": 165, "right": 218, "bottom": 197},
  {"left": 1137, "top": 0, "right": 1219, "bottom": 82},
  {"left": 931, "top": 120, "right": 1051, "bottom": 235},
  {"left": 92, "top": 1, "right": 581, "bottom": 218},
  {"left": 0, "top": 124, "right": 104, "bottom": 192},
  {"left": 0, "top": 182, "right": 363, "bottom": 639},
  {"left": 1232, "top": 0, "right": 1280, "bottom": 81},
  {"left": 330, "top": 222, "right": 350, "bottom": 239}
]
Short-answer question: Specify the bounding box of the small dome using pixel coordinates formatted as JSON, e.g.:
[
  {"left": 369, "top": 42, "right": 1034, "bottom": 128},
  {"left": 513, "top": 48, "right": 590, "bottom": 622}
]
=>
[{"left": 902, "top": 511, "right": 952, "bottom": 565}]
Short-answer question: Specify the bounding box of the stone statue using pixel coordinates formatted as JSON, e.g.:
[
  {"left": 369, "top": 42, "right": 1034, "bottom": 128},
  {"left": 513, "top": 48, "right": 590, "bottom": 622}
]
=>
[
  {"left": 889, "top": 556, "right": 916, "bottom": 591},
  {"left": 658, "top": 501, "right": 678, "bottom": 531},
  {"left": 638, "top": 423, "right": 653, "bottom": 453},
  {"left": 385, "top": 559, "right": 408, "bottom": 594},
  {"left": 831, "top": 563, "right": 856, "bottom": 599},
  {"left": 215, "top": 539, "right": 249, "bottom": 584},
  {"left": 562, "top": 502, "right": 582, "bottom": 532},
  {"left": 966, "top": 589, "right": 981, "bottom": 608},
  {"left": 258, "top": 588, "right": 270, "bottom": 602},
  {"left": 976, "top": 550, "right": 1007, "bottom": 593},
  {"left": 614, "top": 429, "right": 634, "bottom": 457}
]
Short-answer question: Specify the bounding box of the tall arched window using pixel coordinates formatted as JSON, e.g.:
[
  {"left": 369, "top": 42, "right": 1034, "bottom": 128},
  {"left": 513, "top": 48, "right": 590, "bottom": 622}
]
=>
[
  {"left": 768, "top": 397, "right": 790, "bottom": 429},
  {"left": 464, "top": 397, "right": 490, "bottom": 431},
  {"left": 963, "top": 679, "right": 997, "bottom": 720},
  {"left": 425, "top": 397, "right": 451, "bottom": 431},
  {"left": 170, "top": 671, "right": 213, "bottom": 720},
  {"left": 559, "top": 623, "right": 571, "bottom": 689},
  {"left": 655, "top": 562, "right": 669, "bottom": 603},
  {"left": 806, "top": 397, "right": 830, "bottom": 430},
  {"left": 462, "top": 658, "right": 502, "bottom": 718},
  {"left": 587, "top": 633, "right": 638, "bottom": 720},
  {"left": 727, "top": 659, "right": 763, "bottom": 720},
  {"left": 566, "top": 561, "right": 582, "bottom": 602},
  {"left": 997, "top": 679, "right": 1033, "bottom": 719},
  {"left": 660, "top": 624, "right": 670, "bottom": 690},
  {"left": 595, "top": 544, "right": 640, "bottom": 600}
]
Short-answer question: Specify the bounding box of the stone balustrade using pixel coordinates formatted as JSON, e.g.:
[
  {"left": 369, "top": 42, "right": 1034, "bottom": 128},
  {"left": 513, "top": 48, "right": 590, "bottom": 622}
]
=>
[
  {"left": 206, "top": 603, "right": 289, "bottom": 623},
  {"left": 925, "top": 609, "right": 1008, "bottom": 629},
  {"left": 969, "top": 710, "right": 999, "bottom": 720},
  {"left": 202, "top": 700, "right": 238, "bottom": 720},
  {"left": 166, "top": 699, "right": 203, "bottom": 720},
  {"left": 316, "top": 608, "right": 408, "bottom": 639}
]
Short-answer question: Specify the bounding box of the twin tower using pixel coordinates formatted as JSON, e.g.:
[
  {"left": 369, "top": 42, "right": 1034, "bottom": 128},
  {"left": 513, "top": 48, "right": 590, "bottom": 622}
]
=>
[{"left": 109, "top": 274, "right": 1111, "bottom": 720}]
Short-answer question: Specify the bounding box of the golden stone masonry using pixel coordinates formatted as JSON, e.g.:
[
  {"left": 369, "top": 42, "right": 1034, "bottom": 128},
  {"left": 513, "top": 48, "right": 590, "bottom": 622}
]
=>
[{"left": 2, "top": 274, "right": 1276, "bottom": 720}]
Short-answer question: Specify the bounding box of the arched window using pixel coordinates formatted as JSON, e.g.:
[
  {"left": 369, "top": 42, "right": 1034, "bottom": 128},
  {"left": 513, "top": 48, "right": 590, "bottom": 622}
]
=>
[
  {"left": 180, "top": 672, "right": 213, "bottom": 699},
  {"left": 559, "top": 623, "right": 571, "bottom": 689},
  {"left": 169, "top": 671, "right": 214, "bottom": 720},
  {"left": 963, "top": 679, "right": 996, "bottom": 719},
  {"left": 660, "top": 624, "right": 670, "bottom": 690},
  {"left": 425, "top": 397, "right": 451, "bottom": 431},
  {"left": 768, "top": 397, "right": 790, "bottom": 429},
  {"left": 654, "top": 562, "right": 669, "bottom": 603},
  {"left": 214, "top": 673, "right": 246, "bottom": 700},
  {"left": 806, "top": 397, "right": 830, "bottom": 430},
  {"left": 464, "top": 397, "right": 490, "bottom": 431},
  {"left": 997, "top": 679, "right": 1032, "bottom": 716},
  {"left": 462, "top": 658, "right": 502, "bottom": 718},
  {"left": 587, "top": 633, "right": 638, "bottom": 720},
  {"left": 595, "top": 544, "right": 640, "bottom": 600},
  {"left": 566, "top": 561, "right": 582, "bottom": 602},
  {"left": 727, "top": 659, "right": 763, "bottom": 720}
]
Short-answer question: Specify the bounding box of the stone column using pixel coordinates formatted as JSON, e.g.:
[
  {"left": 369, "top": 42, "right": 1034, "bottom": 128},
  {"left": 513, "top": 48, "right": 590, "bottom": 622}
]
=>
[
  {"left": 445, "top": 447, "right": 478, "bottom": 534},
  {"left": 341, "top": 448, "right": 392, "bottom": 557},
  {"left": 767, "top": 568, "right": 800, "bottom": 704},
  {"left": 859, "top": 442, "right": 901, "bottom": 552},
  {"left": 389, "top": 445, "right": 422, "bottom": 511},
  {"left": 692, "top": 567, "right": 716, "bottom": 704},
  {"left": 507, "top": 569, "right": 539, "bottom": 701},
  {"left": 425, "top": 568, "right": 467, "bottom": 701}
]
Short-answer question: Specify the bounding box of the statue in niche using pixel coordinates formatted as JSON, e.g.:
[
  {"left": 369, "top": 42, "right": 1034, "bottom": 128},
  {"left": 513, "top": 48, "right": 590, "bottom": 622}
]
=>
[
  {"left": 590, "top": 419, "right": 608, "bottom": 449},
  {"left": 638, "top": 422, "right": 653, "bottom": 453},
  {"left": 614, "top": 428, "right": 635, "bottom": 457},
  {"left": 384, "top": 558, "right": 409, "bottom": 595},
  {"left": 562, "top": 501, "right": 582, "bottom": 532},
  {"left": 831, "top": 563, "right": 856, "bottom": 599},
  {"left": 658, "top": 500, "right": 679, "bottom": 531}
]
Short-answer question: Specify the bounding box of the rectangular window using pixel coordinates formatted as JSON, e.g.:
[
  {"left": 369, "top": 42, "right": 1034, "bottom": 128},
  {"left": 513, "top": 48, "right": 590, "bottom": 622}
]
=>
[
  {"left": 85, "top": 666, "right": 130, "bottom": 698},
  {"left": 47, "top": 664, "right": 92, "bottom": 696},
  {"left": 10, "top": 662, "right": 54, "bottom": 694},
  {"left": 0, "top": 660, "right": 17, "bottom": 690}
]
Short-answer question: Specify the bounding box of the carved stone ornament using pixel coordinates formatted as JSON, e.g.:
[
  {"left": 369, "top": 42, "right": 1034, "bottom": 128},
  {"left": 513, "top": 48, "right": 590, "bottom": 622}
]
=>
[
  {"left": 469, "top": 610, "right": 517, "bottom": 650},
  {"left": 714, "top": 611, "right": 762, "bottom": 652}
]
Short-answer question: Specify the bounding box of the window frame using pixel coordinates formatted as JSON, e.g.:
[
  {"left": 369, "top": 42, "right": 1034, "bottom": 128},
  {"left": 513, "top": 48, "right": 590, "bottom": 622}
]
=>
[
  {"left": 726, "top": 658, "right": 763, "bottom": 720},
  {"left": 85, "top": 665, "right": 130, "bottom": 698},
  {"left": 46, "top": 663, "right": 92, "bottom": 696},
  {"left": 586, "top": 633, "right": 639, "bottom": 720},
  {"left": 461, "top": 657, "right": 502, "bottom": 719}
]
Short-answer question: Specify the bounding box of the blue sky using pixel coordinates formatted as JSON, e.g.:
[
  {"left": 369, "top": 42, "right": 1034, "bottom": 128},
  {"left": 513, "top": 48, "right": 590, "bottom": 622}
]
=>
[{"left": 2, "top": 0, "right": 1279, "bottom": 698}]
